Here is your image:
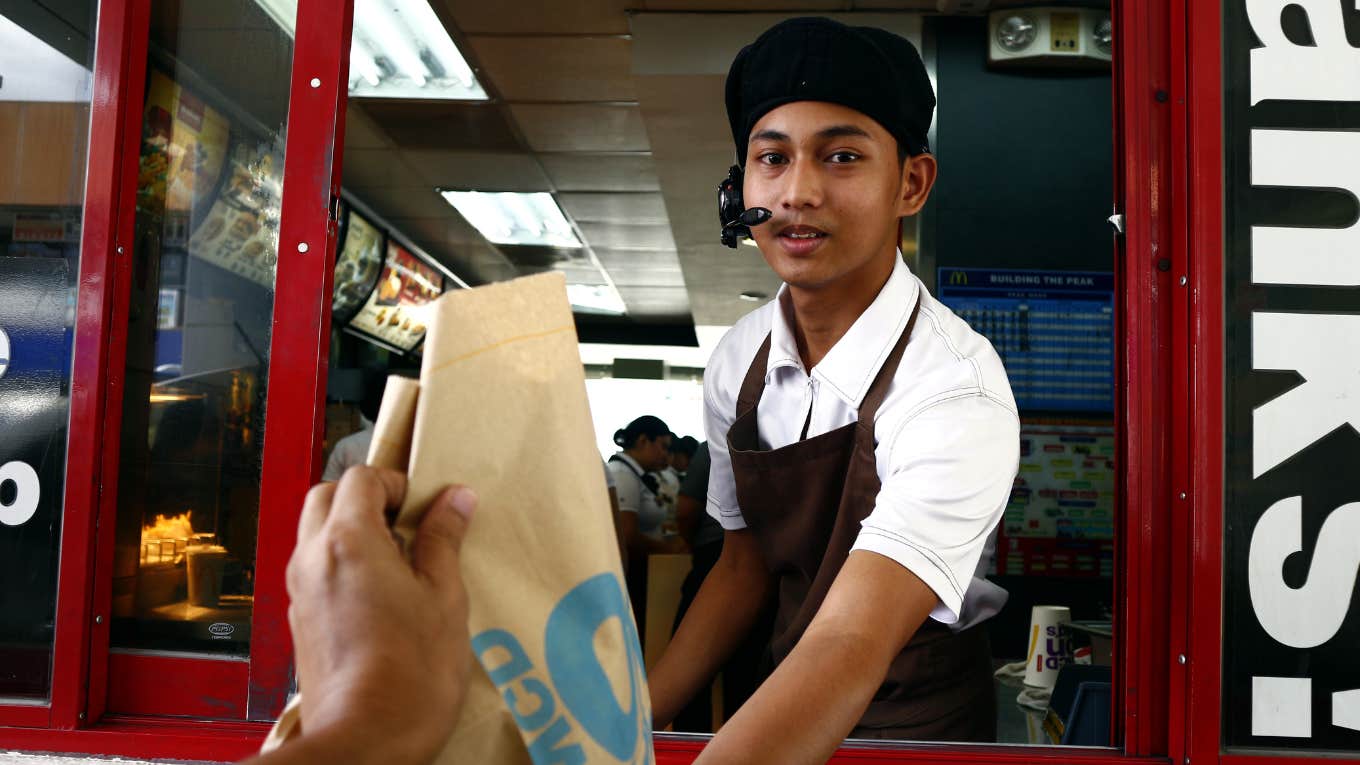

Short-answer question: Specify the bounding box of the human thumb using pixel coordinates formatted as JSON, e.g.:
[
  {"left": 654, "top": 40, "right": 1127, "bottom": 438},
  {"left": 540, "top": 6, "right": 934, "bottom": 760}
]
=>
[{"left": 411, "top": 485, "right": 476, "bottom": 586}]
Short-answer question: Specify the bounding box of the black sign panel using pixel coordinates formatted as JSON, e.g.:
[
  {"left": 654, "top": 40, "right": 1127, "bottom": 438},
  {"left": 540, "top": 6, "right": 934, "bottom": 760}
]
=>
[
  {"left": 0, "top": 256, "right": 74, "bottom": 700},
  {"left": 1222, "top": 1, "right": 1360, "bottom": 752}
]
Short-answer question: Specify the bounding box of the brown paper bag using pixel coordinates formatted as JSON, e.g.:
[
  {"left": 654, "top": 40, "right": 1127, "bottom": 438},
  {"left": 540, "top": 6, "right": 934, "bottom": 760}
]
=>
[{"left": 264, "top": 273, "right": 654, "bottom": 765}]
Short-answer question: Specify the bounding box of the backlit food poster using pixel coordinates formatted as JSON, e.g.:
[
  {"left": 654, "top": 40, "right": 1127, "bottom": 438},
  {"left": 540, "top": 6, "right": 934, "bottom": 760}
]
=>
[
  {"left": 137, "top": 70, "right": 230, "bottom": 218},
  {"left": 347, "top": 241, "right": 444, "bottom": 352},
  {"left": 332, "top": 209, "right": 385, "bottom": 325},
  {"left": 185, "top": 134, "right": 286, "bottom": 288}
]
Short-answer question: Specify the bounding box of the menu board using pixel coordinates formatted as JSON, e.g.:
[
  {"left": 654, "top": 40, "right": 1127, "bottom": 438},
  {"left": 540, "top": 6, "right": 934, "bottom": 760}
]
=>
[
  {"left": 938, "top": 268, "right": 1115, "bottom": 413},
  {"left": 137, "top": 70, "right": 230, "bottom": 218},
  {"left": 996, "top": 420, "right": 1115, "bottom": 578},
  {"left": 332, "top": 209, "right": 385, "bottom": 325},
  {"left": 347, "top": 241, "right": 444, "bottom": 352},
  {"left": 185, "top": 135, "right": 286, "bottom": 287}
]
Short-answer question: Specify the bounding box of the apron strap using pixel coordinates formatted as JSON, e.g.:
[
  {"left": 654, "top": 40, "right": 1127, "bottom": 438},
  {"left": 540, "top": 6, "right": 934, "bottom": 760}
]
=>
[
  {"left": 735, "top": 333, "right": 774, "bottom": 418},
  {"left": 857, "top": 296, "right": 923, "bottom": 426}
]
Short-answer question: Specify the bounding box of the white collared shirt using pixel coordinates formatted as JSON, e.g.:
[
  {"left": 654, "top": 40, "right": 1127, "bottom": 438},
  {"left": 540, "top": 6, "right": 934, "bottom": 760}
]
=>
[
  {"left": 322, "top": 419, "right": 374, "bottom": 482},
  {"left": 608, "top": 452, "right": 668, "bottom": 539},
  {"left": 704, "top": 256, "right": 1019, "bottom": 630}
]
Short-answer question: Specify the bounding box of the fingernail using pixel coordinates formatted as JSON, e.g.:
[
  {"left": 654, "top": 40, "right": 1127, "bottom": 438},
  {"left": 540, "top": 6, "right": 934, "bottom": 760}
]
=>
[{"left": 450, "top": 487, "right": 478, "bottom": 519}]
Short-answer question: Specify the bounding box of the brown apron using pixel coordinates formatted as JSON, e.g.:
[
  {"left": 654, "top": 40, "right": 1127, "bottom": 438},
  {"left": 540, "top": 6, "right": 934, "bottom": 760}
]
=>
[{"left": 727, "top": 300, "right": 996, "bottom": 741}]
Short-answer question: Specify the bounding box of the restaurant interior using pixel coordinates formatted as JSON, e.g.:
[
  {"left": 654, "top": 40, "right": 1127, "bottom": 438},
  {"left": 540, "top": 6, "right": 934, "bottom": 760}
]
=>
[{"left": 1, "top": 0, "right": 1119, "bottom": 750}]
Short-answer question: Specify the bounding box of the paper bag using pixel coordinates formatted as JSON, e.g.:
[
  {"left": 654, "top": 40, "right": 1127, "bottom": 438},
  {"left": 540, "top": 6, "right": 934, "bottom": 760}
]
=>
[{"left": 264, "top": 273, "right": 654, "bottom": 765}]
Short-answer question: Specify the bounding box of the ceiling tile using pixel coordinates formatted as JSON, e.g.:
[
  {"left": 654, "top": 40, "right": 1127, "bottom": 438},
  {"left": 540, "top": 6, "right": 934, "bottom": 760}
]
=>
[
  {"left": 558, "top": 192, "right": 668, "bottom": 224},
  {"left": 360, "top": 101, "right": 523, "bottom": 151},
  {"left": 397, "top": 150, "right": 553, "bottom": 192},
  {"left": 556, "top": 263, "right": 609, "bottom": 284},
  {"left": 468, "top": 36, "right": 636, "bottom": 102},
  {"left": 540, "top": 153, "right": 661, "bottom": 192},
  {"left": 498, "top": 244, "right": 588, "bottom": 269},
  {"left": 509, "top": 104, "right": 649, "bottom": 152},
  {"left": 344, "top": 104, "right": 394, "bottom": 149},
  {"left": 604, "top": 265, "right": 686, "bottom": 287},
  {"left": 440, "top": 0, "right": 634, "bottom": 35},
  {"left": 345, "top": 185, "right": 451, "bottom": 220},
  {"left": 616, "top": 285, "right": 692, "bottom": 316},
  {"left": 578, "top": 222, "right": 676, "bottom": 251},
  {"left": 593, "top": 248, "right": 681, "bottom": 268},
  {"left": 342, "top": 149, "right": 422, "bottom": 188}
]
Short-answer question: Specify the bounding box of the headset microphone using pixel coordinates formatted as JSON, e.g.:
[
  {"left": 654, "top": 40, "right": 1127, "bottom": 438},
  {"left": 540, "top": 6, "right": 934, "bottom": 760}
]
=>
[
  {"left": 718, "top": 165, "right": 773, "bottom": 248},
  {"left": 724, "top": 207, "right": 772, "bottom": 231}
]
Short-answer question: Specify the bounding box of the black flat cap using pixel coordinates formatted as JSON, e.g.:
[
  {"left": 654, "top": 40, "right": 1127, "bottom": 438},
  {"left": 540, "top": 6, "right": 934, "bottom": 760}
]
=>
[{"left": 725, "top": 17, "right": 935, "bottom": 166}]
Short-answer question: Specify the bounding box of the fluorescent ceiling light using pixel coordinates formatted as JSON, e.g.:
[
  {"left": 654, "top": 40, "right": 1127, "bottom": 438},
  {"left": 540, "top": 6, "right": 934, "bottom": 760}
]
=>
[
  {"left": 439, "top": 191, "right": 582, "bottom": 248},
  {"left": 251, "top": 0, "right": 487, "bottom": 100},
  {"left": 566, "top": 284, "right": 628, "bottom": 317}
]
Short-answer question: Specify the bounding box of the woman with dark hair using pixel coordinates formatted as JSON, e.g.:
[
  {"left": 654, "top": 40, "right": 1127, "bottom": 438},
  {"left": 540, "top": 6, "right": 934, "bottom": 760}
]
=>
[
  {"left": 607, "top": 415, "right": 682, "bottom": 559},
  {"left": 609, "top": 416, "right": 685, "bottom": 640}
]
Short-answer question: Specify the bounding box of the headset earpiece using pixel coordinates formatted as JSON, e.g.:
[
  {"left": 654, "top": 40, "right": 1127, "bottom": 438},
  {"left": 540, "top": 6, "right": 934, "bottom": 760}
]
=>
[{"left": 718, "top": 164, "right": 747, "bottom": 248}]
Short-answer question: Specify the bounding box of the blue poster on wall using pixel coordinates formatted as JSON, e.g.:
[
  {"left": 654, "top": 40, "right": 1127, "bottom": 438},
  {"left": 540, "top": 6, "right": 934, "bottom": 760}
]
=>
[{"left": 937, "top": 268, "right": 1114, "bottom": 413}]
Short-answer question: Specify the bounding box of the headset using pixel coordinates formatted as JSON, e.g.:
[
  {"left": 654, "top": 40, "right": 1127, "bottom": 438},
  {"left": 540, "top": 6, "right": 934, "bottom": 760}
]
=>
[{"left": 718, "top": 164, "right": 773, "bottom": 248}]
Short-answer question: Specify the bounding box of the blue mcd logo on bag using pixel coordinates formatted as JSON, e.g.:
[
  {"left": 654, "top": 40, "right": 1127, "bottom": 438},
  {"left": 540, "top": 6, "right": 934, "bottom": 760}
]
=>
[{"left": 472, "top": 572, "right": 654, "bottom": 765}]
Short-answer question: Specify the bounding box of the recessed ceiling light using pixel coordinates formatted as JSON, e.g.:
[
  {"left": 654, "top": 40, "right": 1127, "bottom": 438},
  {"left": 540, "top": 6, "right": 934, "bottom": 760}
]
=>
[
  {"left": 439, "top": 191, "right": 582, "bottom": 248},
  {"left": 567, "top": 284, "right": 628, "bottom": 316},
  {"left": 739, "top": 291, "right": 768, "bottom": 302},
  {"left": 251, "top": 0, "right": 488, "bottom": 100}
]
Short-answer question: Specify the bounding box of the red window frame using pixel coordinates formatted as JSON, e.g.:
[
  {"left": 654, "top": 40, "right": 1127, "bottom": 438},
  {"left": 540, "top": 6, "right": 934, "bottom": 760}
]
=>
[
  {"left": 0, "top": 0, "right": 1256, "bottom": 762},
  {"left": 649, "top": 0, "right": 1186, "bottom": 762},
  {"left": 1177, "top": 2, "right": 1350, "bottom": 765},
  {"left": 0, "top": 0, "right": 353, "bottom": 759}
]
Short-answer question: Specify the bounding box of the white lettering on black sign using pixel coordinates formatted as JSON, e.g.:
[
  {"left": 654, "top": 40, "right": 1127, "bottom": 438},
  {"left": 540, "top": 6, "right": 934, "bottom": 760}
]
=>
[
  {"left": 1230, "top": 0, "right": 1360, "bottom": 749},
  {"left": 0, "top": 460, "right": 40, "bottom": 527},
  {"left": 0, "top": 325, "right": 38, "bottom": 527}
]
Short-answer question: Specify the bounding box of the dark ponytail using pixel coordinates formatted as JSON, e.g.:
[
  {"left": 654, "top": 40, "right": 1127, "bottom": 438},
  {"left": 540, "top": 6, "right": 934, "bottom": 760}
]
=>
[{"left": 613, "top": 415, "right": 671, "bottom": 449}]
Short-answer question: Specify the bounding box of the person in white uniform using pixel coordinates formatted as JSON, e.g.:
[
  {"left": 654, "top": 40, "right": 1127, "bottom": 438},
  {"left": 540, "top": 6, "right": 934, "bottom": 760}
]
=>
[
  {"left": 321, "top": 375, "right": 387, "bottom": 482},
  {"left": 647, "top": 17, "right": 1020, "bottom": 760},
  {"left": 607, "top": 415, "right": 682, "bottom": 555}
]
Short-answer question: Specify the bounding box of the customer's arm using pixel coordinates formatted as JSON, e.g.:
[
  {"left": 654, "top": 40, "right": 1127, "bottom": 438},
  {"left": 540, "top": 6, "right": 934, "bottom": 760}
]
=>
[
  {"left": 241, "top": 467, "right": 477, "bottom": 765},
  {"left": 647, "top": 528, "right": 774, "bottom": 728}
]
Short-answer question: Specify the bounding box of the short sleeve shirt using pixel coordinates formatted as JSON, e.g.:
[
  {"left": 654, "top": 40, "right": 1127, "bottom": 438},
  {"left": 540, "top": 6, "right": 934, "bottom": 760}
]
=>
[
  {"left": 608, "top": 452, "right": 667, "bottom": 539},
  {"left": 703, "top": 256, "right": 1020, "bottom": 629},
  {"left": 679, "top": 443, "right": 724, "bottom": 549},
  {"left": 679, "top": 442, "right": 711, "bottom": 501},
  {"left": 322, "top": 426, "right": 374, "bottom": 482}
]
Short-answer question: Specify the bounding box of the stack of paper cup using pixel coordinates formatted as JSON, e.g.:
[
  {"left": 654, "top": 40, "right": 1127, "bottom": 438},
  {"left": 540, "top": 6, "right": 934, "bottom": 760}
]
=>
[{"left": 1024, "top": 605, "right": 1073, "bottom": 688}]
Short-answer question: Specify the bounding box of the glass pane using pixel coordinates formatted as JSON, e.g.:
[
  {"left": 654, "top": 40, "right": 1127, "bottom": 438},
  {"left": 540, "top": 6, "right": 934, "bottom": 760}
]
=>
[
  {"left": 110, "top": 0, "right": 294, "bottom": 657},
  {"left": 0, "top": 2, "right": 97, "bottom": 703},
  {"left": 877, "top": 12, "right": 1117, "bottom": 747},
  {"left": 629, "top": 11, "right": 1118, "bottom": 747},
  {"left": 1221, "top": 1, "right": 1360, "bottom": 754}
]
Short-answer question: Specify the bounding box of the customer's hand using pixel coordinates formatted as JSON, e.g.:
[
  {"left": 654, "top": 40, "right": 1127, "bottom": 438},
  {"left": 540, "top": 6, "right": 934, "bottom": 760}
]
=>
[{"left": 268, "top": 467, "right": 477, "bottom": 765}]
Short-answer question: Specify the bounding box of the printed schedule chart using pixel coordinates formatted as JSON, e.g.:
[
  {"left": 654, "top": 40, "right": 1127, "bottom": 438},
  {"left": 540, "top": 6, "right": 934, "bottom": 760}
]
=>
[{"left": 937, "top": 268, "right": 1115, "bottom": 413}]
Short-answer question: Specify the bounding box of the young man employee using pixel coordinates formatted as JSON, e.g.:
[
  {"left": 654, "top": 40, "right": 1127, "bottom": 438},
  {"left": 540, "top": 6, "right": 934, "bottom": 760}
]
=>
[{"left": 647, "top": 17, "right": 1019, "bottom": 762}]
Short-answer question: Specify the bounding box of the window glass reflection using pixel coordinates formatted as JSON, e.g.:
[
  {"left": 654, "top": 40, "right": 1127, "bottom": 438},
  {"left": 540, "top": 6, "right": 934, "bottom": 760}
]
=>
[
  {"left": 638, "top": 10, "right": 1116, "bottom": 747},
  {"left": 0, "top": 2, "right": 96, "bottom": 702},
  {"left": 109, "top": 0, "right": 294, "bottom": 658}
]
